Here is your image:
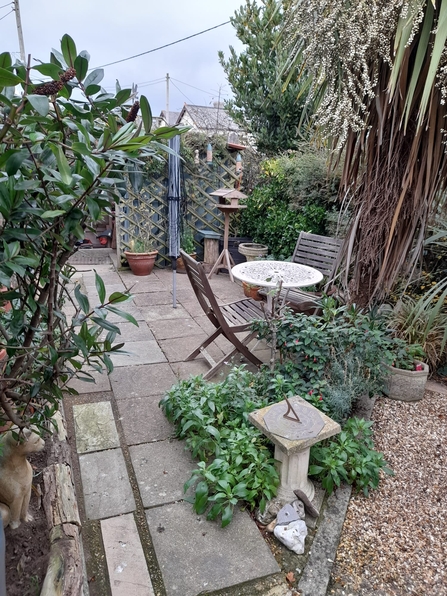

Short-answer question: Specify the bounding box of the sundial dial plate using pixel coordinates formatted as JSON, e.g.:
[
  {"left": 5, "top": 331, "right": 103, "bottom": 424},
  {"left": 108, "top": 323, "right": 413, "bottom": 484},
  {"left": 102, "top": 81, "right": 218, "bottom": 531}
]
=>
[{"left": 263, "top": 398, "right": 325, "bottom": 441}]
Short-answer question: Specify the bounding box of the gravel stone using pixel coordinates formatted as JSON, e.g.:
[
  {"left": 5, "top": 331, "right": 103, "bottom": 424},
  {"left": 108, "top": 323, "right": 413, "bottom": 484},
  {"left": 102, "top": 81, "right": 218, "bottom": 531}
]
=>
[{"left": 329, "top": 390, "right": 447, "bottom": 596}]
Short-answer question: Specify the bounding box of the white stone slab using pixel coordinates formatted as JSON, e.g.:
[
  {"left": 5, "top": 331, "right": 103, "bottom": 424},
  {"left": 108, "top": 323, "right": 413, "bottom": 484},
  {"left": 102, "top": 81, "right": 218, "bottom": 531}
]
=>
[
  {"left": 101, "top": 513, "right": 154, "bottom": 596},
  {"left": 74, "top": 402, "right": 119, "bottom": 454}
]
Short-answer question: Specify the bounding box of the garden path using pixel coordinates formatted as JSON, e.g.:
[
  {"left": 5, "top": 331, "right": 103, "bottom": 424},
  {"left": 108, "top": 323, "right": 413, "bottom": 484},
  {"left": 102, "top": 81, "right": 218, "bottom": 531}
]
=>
[{"left": 64, "top": 258, "right": 289, "bottom": 596}]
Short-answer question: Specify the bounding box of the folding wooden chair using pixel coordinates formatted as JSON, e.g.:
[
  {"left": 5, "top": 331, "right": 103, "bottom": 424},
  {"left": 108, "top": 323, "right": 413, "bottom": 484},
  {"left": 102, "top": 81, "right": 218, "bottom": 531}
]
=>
[
  {"left": 180, "top": 250, "right": 265, "bottom": 380},
  {"left": 261, "top": 232, "right": 344, "bottom": 313}
]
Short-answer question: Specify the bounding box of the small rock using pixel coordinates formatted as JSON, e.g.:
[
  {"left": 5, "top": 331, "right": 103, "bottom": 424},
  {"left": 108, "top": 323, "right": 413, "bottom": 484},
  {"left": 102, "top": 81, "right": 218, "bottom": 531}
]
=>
[
  {"left": 256, "top": 498, "right": 283, "bottom": 525},
  {"left": 266, "top": 519, "right": 277, "bottom": 533},
  {"left": 274, "top": 519, "right": 308, "bottom": 554},
  {"left": 291, "top": 499, "right": 306, "bottom": 519},
  {"left": 277, "top": 504, "right": 300, "bottom": 526}
]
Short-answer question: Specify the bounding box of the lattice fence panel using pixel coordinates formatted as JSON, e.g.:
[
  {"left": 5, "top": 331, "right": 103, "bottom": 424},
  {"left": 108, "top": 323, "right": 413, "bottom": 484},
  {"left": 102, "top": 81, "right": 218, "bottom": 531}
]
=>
[{"left": 117, "top": 152, "right": 240, "bottom": 267}]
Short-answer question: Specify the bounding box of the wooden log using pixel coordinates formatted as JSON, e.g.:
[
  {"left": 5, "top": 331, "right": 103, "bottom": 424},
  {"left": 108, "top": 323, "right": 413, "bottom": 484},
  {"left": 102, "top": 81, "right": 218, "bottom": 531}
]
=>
[
  {"left": 43, "top": 463, "right": 80, "bottom": 528},
  {"left": 40, "top": 523, "right": 83, "bottom": 596}
]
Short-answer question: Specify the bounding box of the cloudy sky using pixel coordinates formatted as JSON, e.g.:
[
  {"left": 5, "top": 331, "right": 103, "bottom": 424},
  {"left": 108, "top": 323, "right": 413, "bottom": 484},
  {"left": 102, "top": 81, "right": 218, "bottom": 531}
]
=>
[{"left": 0, "top": 0, "right": 248, "bottom": 116}]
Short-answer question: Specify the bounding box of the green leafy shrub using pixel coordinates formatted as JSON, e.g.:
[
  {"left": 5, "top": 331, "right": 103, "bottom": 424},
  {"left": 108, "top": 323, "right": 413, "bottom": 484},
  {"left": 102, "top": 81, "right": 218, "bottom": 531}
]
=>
[
  {"left": 239, "top": 151, "right": 339, "bottom": 258},
  {"left": 252, "top": 302, "right": 409, "bottom": 422},
  {"left": 159, "top": 367, "right": 279, "bottom": 527},
  {"left": 309, "top": 417, "right": 394, "bottom": 495},
  {"left": 0, "top": 35, "right": 183, "bottom": 432}
]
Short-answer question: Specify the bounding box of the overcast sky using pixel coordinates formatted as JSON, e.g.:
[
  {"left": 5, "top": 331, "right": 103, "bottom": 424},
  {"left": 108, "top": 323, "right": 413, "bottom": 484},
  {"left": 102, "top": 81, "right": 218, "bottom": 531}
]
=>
[{"left": 1, "top": 0, "right": 247, "bottom": 116}]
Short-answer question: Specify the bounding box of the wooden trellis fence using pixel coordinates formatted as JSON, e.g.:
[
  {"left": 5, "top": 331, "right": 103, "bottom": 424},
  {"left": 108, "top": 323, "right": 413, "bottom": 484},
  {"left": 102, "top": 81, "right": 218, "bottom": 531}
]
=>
[{"left": 117, "top": 151, "right": 241, "bottom": 267}]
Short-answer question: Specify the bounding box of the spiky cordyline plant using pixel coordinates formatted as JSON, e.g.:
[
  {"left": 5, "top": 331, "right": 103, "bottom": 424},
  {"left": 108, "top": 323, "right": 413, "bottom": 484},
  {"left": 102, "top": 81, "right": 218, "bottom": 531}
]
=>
[{"left": 283, "top": 0, "right": 447, "bottom": 304}]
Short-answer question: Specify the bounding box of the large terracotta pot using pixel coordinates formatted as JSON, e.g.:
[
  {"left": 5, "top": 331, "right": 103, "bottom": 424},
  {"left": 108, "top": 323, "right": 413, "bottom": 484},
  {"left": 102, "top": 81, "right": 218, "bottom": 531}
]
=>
[{"left": 124, "top": 251, "right": 158, "bottom": 276}]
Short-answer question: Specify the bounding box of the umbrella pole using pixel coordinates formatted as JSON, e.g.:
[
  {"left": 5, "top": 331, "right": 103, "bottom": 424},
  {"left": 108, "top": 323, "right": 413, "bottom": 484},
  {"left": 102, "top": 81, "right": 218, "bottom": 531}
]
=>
[{"left": 172, "top": 256, "right": 177, "bottom": 308}]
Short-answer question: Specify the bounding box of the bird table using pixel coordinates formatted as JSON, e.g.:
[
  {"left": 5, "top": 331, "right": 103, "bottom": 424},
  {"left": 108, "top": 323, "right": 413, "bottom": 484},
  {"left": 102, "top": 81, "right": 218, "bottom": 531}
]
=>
[{"left": 207, "top": 189, "right": 247, "bottom": 282}]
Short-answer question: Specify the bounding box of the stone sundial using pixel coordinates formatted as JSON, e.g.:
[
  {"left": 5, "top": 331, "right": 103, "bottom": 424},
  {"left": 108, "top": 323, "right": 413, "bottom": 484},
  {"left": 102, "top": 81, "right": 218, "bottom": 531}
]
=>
[{"left": 263, "top": 396, "right": 325, "bottom": 441}]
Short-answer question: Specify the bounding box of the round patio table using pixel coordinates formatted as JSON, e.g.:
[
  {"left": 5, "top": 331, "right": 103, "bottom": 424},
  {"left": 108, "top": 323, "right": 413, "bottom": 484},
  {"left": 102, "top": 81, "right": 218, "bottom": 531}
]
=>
[{"left": 231, "top": 260, "right": 323, "bottom": 303}]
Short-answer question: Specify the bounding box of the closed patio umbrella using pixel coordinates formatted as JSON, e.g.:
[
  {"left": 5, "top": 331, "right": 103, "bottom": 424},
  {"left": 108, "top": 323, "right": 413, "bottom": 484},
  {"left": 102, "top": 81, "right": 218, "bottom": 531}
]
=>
[{"left": 167, "top": 135, "right": 182, "bottom": 307}]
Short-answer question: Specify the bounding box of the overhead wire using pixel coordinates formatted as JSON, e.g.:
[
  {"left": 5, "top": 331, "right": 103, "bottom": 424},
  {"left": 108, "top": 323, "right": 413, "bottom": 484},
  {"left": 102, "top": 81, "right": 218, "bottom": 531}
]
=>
[
  {"left": 93, "top": 21, "right": 230, "bottom": 69},
  {"left": 0, "top": 2, "right": 12, "bottom": 9},
  {"left": 170, "top": 79, "right": 194, "bottom": 105},
  {"left": 0, "top": 8, "right": 13, "bottom": 21}
]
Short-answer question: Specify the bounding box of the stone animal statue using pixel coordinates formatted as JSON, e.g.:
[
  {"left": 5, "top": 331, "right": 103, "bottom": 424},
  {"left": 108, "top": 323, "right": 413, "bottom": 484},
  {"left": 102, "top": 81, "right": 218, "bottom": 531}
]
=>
[{"left": 0, "top": 428, "right": 45, "bottom": 529}]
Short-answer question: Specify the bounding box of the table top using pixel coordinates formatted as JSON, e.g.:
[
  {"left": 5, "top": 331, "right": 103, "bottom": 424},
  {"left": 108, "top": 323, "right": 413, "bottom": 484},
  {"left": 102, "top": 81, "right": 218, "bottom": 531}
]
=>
[{"left": 231, "top": 260, "right": 323, "bottom": 289}]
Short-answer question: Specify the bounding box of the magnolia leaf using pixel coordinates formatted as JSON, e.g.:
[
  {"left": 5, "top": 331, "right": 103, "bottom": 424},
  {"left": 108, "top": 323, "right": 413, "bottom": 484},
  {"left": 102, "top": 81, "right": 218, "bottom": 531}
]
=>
[
  {"left": 94, "top": 271, "right": 106, "bottom": 304},
  {"left": 61, "top": 34, "right": 77, "bottom": 67},
  {"left": 41, "top": 210, "right": 65, "bottom": 219},
  {"left": 74, "top": 55, "right": 89, "bottom": 82},
  {"left": 84, "top": 68, "right": 104, "bottom": 89},
  {"left": 32, "top": 63, "right": 62, "bottom": 79},
  {"left": 27, "top": 94, "right": 50, "bottom": 116},
  {"left": 140, "top": 95, "right": 152, "bottom": 133},
  {"left": 0, "top": 52, "right": 12, "bottom": 69},
  {"left": 49, "top": 144, "right": 72, "bottom": 185},
  {"left": 0, "top": 67, "right": 22, "bottom": 87}
]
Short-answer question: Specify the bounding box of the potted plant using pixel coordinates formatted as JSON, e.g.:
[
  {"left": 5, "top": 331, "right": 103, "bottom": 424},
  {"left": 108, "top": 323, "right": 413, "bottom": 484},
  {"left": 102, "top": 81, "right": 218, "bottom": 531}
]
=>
[
  {"left": 124, "top": 237, "right": 158, "bottom": 276},
  {"left": 0, "top": 34, "right": 182, "bottom": 435},
  {"left": 242, "top": 281, "right": 263, "bottom": 301},
  {"left": 177, "top": 230, "right": 197, "bottom": 274},
  {"left": 382, "top": 343, "right": 429, "bottom": 402}
]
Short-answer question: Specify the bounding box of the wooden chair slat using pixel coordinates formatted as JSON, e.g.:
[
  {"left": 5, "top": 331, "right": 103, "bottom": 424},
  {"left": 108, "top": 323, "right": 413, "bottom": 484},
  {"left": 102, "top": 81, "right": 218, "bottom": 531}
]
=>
[{"left": 180, "top": 250, "right": 264, "bottom": 379}]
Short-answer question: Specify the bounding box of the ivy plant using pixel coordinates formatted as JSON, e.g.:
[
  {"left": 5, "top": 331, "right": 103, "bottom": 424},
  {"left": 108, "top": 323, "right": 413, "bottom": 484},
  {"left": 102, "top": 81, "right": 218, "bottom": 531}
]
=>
[{"left": 0, "top": 35, "right": 184, "bottom": 433}]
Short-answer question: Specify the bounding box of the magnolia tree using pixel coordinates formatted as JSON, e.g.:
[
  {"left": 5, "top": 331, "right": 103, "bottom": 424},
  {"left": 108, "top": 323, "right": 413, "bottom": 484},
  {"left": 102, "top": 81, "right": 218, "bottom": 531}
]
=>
[
  {"left": 283, "top": 1, "right": 447, "bottom": 303},
  {"left": 0, "top": 35, "right": 182, "bottom": 433}
]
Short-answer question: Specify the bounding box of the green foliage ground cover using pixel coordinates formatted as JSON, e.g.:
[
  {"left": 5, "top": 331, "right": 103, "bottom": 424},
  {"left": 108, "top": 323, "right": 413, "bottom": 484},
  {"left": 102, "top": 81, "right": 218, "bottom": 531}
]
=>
[{"left": 160, "top": 303, "right": 409, "bottom": 526}]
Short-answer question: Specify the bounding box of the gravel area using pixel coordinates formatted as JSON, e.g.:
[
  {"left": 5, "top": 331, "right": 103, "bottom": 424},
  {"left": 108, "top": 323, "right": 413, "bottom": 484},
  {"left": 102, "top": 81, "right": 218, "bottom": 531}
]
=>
[{"left": 329, "top": 388, "right": 447, "bottom": 596}]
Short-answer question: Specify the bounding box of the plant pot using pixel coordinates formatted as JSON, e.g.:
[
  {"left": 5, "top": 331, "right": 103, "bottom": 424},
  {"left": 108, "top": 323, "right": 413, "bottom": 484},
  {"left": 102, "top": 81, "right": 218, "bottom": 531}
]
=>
[
  {"left": 176, "top": 253, "right": 197, "bottom": 274},
  {"left": 124, "top": 251, "right": 158, "bottom": 276},
  {"left": 0, "top": 286, "right": 11, "bottom": 313},
  {"left": 382, "top": 360, "right": 429, "bottom": 402},
  {"left": 238, "top": 243, "right": 268, "bottom": 261},
  {"left": 242, "top": 281, "right": 263, "bottom": 301}
]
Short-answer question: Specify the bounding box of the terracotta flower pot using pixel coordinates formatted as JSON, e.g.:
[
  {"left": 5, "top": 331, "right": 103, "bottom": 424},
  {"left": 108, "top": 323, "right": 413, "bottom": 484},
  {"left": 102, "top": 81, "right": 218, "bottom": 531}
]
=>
[
  {"left": 176, "top": 253, "right": 197, "bottom": 274},
  {"left": 242, "top": 281, "right": 263, "bottom": 301},
  {"left": 0, "top": 286, "right": 11, "bottom": 313},
  {"left": 124, "top": 251, "right": 158, "bottom": 276}
]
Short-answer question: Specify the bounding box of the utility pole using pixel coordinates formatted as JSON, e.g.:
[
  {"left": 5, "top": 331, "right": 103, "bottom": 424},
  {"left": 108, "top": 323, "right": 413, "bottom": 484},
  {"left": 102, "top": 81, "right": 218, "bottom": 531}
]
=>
[
  {"left": 166, "top": 73, "right": 170, "bottom": 126},
  {"left": 13, "top": 0, "right": 26, "bottom": 63}
]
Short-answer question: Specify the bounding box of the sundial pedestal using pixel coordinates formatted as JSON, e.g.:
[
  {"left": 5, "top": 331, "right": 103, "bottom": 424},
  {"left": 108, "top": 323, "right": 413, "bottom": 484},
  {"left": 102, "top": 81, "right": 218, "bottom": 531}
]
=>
[{"left": 249, "top": 396, "right": 341, "bottom": 503}]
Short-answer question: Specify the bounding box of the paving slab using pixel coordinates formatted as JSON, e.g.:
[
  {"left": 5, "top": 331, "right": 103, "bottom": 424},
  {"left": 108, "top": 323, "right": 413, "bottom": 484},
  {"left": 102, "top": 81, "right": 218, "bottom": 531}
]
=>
[
  {"left": 109, "top": 363, "right": 177, "bottom": 399},
  {"left": 129, "top": 440, "right": 195, "bottom": 507},
  {"left": 145, "top": 502, "right": 280, "bottom": 596},
  {"left": 109, "top": 341, "right": 167, "bottom": 367},
  {"left": 159, "top": 335, "right": 225, "bottom": 363},
  {"left": 169, "top": 360, "right": 210, "bottom": 380},
  {"left": 117, "top": 394, "right": 174, "bottom": 445},
  {"left": 180, "top": 300, "right": 204, "bottom": 318},
  {"left": 149, "top": 318, "right": 203, "bottom": 340},
  {"left": 133, "top": 291, "right": 173, "bottom": 307},
  {"left": 101, "top": 513, "right": 155, "bottom": 596},
  {"left": 79, "top": 448, "right": 136, "bottom": 519},
  {"left": 74, "top": 401, "right": 120, "bottom": 454},
  {"left": 67, "top": 369, "right": 111, "bottom": 393},
  {"left": 142, "top": 304, "right": 191, "bottom": 322},
  {"left": 101, "top": 321, "right": 154, "bottom": 343},
  {"left": 122, "top": 279, "right": 168, "bottom": 294}
]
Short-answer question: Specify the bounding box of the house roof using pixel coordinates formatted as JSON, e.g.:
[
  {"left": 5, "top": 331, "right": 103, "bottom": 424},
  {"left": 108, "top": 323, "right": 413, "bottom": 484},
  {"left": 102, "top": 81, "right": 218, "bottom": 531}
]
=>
[
  {"left": 159, "top": 110, "right": 180, "bottom": 126},
  {"left": 175, "top": 104, "right": 241, "bottom": 133}
]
